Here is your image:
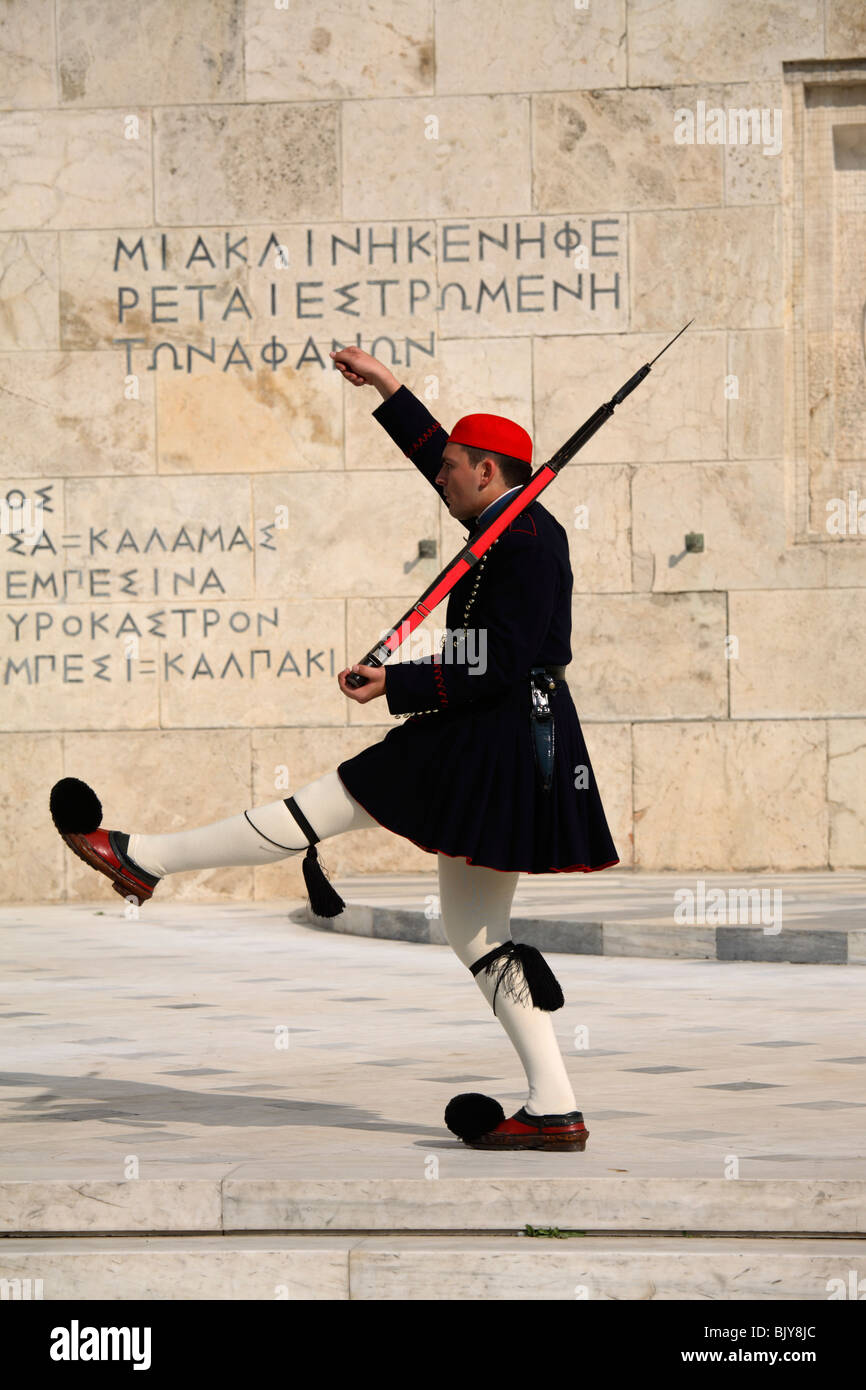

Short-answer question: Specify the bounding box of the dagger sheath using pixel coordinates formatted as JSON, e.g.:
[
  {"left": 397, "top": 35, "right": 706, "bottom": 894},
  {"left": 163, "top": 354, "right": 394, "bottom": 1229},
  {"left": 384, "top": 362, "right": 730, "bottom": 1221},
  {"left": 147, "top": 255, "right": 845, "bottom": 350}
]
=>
[{"left": 345, "top": 323, "right": 691, "bottom": 689}]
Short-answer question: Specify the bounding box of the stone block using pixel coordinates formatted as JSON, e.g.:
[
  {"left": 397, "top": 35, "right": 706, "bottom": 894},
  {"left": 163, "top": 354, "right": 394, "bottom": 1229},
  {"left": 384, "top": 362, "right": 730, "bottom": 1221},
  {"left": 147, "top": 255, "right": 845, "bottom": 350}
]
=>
[
  {"left": 341, "top": 97, "right": 530, "bottom": 220},
  {"left": 0, "top": 109, "right": 151, "bottom": 230},
  {"left": 717, "top": 928, "right": 846, "bottom": 963},
  {"left": 722, "top": 82, "right": 784, "bottom": 205},
  {"left": 603, "top": 922, "right": 716, "bottom": 958},
  {"left": 0, "top": 233, "right": 59, "bottom": 349},
  {"left": 580, "top": 721, "right": 633, "bottom": 867},
  {"left": 727, "top": 330, "right": 783, "bottom": 458},
  {"left": 628, "top": 0, "right": 823, "bottom": 85},
  {"left": 60, "top": 228, "right": 254, "bottom": 351},
  {"left": 825, "top": 0, "right": 866, "bottom": 56},
  {"left": 350, "top": 1237, "right": 866, "bottom": 1299},
  {"left": 533, "top": 331, "right": 726, "bottom": 464},
  {"left": 512, "top": 917, "right": 605, "bottom": 954},
  {"left": 436, "top": 0, "right": 627, "bottom": 93},
  {"left": 729, "top": 590, "right": 866, "bottom": 717},
  {"left": 435, "top": 215, "right": 626, "bottom": 338},
  {"left": 155, "top": 104, "right": 339, "bottom": 225},
  {"left": 544, "top": 465, "right": 632, "bottom": 594},
  {"left": 631, "top": 461, "right": 825, "bottom": 593},
  {"left": 57, "top": 0, "right": 243, "bottom": 105},
  {"left": 0, "top": 601, "right": 160, "bottom": 733},
  {"left": 0, "top": 0, "right": 57, "bottom": 109},
  {"left": 633, "top": 720, "right": 828, "bottom": 870},
  {"left": 246, "top": 0, "right": 433, "bottom": 100},
  {"left": 569, "top": 593, "right": 728, "bottom": 721},
  {"left": 631, "top": 208, "right": 781, "bottom": 331},
  {"left": 534, "top": 86, "right": 722, "bottom": 212},
  {"left": 0, "top": 1180, "right": 221, "bottom": 1233},
  {"left": 0, "top": 733, "right": 65, "bottom": 902},
  {"left": 221, "top": 1176, "right": 866, "bottom": 1232},
  {"left": 157, "top": 352, "right": 343, "bottom": 474},
  {"left": 63, "top": 474, "right": 256, "bottom": 602},
  {"left": 824, "top": 540, "right": 866, "bottom": 587},
  {"left": 828, "top": 720, "right": 866, "bottom": 869},
  {"left": 156, "top": 598, "right": 346, "bottom": 731},
  {"left": 0, "top": 350, "right": 154, "bottom": 477},
  {"left": 254, "top": 477, "right": 442, "bottom": 600},
  {"left": 0, "top": 1239, "right": 351, "bottom": 1299}
]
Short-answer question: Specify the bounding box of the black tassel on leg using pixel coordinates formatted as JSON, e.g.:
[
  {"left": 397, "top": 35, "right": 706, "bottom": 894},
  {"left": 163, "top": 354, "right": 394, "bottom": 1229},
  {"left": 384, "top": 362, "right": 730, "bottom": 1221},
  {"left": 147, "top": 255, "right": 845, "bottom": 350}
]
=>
[
  {"left": 284, "top": 795, "right": 346, "bottom": 919},
  {"left": 469, "top": 941, "right": 564, "bottom": 1012},
  {"left": 301, "top": 844, "right": 346, "bottom": 919}
]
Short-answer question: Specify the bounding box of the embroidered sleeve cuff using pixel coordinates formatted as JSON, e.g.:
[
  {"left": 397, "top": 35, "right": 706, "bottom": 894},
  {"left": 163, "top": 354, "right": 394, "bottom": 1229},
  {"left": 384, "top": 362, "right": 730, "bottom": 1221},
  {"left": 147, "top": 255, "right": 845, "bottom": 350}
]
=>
[{"left": 384, "top": 656, "right": 450, "bottom": 716}]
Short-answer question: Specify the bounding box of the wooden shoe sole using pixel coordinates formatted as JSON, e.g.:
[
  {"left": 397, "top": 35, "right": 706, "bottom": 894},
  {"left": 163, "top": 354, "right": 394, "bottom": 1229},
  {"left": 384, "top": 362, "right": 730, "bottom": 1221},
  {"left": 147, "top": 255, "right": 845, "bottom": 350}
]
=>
[{"left": 466, "top": 1127, "right": 589, "bottom": 1152}]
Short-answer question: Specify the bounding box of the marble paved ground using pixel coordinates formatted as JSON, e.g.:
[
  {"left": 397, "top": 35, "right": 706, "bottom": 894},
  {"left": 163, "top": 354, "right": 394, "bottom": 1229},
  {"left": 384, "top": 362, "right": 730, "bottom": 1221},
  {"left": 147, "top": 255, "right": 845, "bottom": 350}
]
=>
[{"left": 1, "top": 899, "right": 865, "bottom": 1182}]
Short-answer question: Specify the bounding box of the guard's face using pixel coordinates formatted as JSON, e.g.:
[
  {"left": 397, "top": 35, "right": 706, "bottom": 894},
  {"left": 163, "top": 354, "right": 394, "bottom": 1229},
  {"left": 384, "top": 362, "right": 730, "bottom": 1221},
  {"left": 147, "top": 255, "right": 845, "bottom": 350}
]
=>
[{"left": 436, "top": 444, "right": 491, "bottom": 522}]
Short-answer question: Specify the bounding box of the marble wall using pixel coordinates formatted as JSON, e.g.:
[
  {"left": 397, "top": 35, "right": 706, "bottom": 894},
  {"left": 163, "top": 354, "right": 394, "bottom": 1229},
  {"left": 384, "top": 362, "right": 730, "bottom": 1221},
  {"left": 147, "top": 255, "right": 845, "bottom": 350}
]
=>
[{"left": 1, "top": 0, "right": 865, "bottom": 900}]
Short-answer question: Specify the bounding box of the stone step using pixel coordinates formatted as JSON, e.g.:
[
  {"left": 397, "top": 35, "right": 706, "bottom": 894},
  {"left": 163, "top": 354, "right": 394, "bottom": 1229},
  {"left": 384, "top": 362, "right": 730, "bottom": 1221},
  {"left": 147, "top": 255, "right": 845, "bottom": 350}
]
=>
[
  {"left": 292, "top": 880, "right": 866, "bottom": 964},
  {"left": 2, "top": 1178, "right": 865, "bottom": 1236},
  {"left": 2, "top": 1234, "right": 864, "bottom": 1301}
]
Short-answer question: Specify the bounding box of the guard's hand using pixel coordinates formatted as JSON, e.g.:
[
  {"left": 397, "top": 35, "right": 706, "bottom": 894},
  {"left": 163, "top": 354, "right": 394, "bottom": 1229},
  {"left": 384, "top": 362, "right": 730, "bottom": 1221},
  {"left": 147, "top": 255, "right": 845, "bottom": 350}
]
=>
[
  {"left": 338, "top": 664, "right": 387, "bottom": 703},
  {"left": 330, "top": 347, "right": 400, "bottom": 400},
  {"left": 329, "top": 347, "right": 381, "bottom": 387}
]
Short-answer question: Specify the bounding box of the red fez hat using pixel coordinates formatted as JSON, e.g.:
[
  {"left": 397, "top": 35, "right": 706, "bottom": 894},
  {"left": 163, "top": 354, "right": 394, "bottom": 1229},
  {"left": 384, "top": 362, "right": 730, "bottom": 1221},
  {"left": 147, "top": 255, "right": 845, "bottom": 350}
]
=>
[{"left": 448, "top": 413, "right": 532, "bottom": 465}]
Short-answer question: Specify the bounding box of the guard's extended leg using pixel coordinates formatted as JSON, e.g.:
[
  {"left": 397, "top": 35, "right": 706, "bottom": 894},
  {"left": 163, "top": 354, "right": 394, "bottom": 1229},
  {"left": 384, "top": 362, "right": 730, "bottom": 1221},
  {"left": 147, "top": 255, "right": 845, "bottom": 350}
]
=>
[{"left": 50, "top": 771, "right": 375, "bottom": 915}]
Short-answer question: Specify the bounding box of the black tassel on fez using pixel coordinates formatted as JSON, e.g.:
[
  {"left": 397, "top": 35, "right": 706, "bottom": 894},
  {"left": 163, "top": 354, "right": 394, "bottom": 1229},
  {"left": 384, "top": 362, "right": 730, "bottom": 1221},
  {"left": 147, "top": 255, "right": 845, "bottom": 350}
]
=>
[{"left": 470, "top": 941, "right": 565, "bottom": 1012}]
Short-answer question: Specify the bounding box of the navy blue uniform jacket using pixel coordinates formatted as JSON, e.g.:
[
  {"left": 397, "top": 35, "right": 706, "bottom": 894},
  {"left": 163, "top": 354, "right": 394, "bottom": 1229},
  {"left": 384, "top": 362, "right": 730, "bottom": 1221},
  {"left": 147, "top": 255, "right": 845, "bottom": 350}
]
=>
[{"left": 336, "top": 385, "right": 620, "bottom": 875}]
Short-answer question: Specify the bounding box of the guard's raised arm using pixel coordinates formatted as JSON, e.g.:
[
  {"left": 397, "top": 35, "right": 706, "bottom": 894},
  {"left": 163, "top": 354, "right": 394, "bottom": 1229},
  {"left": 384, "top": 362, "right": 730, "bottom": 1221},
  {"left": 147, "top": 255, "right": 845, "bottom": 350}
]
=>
[{"left": 330, "top": 347, "right": 458, "bottom": 516}]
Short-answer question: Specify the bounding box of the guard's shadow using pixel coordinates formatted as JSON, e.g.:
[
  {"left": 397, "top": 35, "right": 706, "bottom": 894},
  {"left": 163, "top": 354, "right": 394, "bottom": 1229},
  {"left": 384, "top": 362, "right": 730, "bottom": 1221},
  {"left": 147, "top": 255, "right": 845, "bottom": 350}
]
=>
[{"left": 0, "top": 1071, "right": 446, "bottom": 1140}]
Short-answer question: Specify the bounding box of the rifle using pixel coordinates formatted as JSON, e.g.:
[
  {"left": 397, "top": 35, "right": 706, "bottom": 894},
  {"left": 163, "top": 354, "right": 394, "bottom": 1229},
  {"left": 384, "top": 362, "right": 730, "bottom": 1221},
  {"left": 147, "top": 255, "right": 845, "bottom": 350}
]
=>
[{"left": 345, "top": 321, "right": 693, "bottom": 689}]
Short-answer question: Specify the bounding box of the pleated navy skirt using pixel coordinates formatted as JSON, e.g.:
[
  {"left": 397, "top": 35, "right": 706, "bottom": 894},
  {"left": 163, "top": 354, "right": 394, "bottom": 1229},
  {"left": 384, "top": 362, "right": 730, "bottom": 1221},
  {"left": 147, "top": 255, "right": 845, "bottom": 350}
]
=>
[{"left": 336, "top": 677, "right": 619, "bottom": 875}]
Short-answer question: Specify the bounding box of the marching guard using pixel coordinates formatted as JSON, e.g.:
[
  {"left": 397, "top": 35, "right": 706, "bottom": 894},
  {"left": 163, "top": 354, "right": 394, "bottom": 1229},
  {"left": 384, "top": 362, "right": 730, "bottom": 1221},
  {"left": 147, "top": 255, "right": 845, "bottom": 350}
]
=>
[{"left": 50, "top": 345, "right": 620, "bottom": 1153}]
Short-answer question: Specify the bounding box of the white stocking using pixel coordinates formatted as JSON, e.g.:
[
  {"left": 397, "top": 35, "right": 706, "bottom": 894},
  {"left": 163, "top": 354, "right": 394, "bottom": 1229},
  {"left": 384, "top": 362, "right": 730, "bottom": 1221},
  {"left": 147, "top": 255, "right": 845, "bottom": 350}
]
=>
[
  {"left": 126, "top": 771, "right": 376, "bottom": 877},
  {"left": 436, "top": 851, "right": 578, "bottom": 1117}
]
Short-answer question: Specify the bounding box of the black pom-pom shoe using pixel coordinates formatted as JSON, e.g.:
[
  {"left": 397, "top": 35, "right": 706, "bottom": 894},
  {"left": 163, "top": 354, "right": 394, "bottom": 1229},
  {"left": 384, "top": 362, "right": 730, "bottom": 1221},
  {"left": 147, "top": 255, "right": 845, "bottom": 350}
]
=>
[
  {"left": 50, "top": 777, "right": 161, "bottom": 905},
  {"left": 444, "top": 1091, "right": 589, "bottom": 1152}
]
